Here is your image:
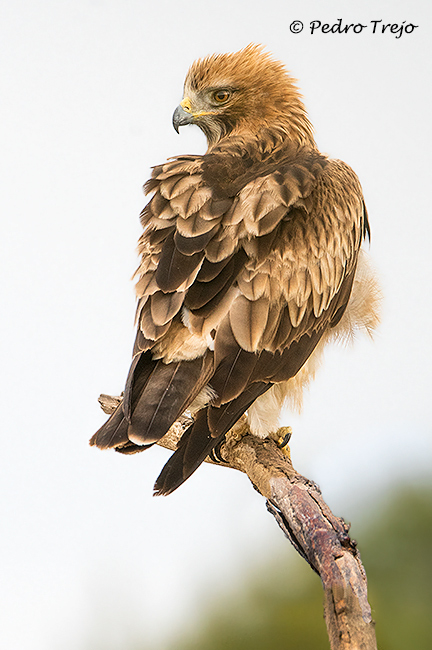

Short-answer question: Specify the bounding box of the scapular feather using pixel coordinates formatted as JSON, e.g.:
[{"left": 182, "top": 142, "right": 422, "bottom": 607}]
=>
[
  {"left": 174, "top": 226, "right": 218, "bottom": 256},
  {"left": 185, "top": 249, "right": 247, "bottom": 312},
  {"left": 155, "top": 231, "right": 205, "bottom": 292},
  {"left": 229, "top": 295, "right": 270, "bottom": 351},
  {"left": 159, "top": 174, "right": 201, "bottom": 200},
  {"left": 150, "top": 290, "right": 184, "bottom": 326},
  {"left": 244, "top": 204, "right": 287, "bottom": 236},
  {"left": 176, "top": 212, "right": 220, "bottom": 237},
  {"left": 139, "top": 303, "right": 172, "bottom": 340},
  {"left": 170, "top": 185, "right": 213, "bottom": 219},
  {"left": 196, "top": 255, "right": 235, "bottom": 282}
]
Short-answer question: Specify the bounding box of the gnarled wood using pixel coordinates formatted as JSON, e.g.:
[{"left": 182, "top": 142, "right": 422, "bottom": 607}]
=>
[{"left": 98, "top": 394, "right": 377, "bottom": 649}]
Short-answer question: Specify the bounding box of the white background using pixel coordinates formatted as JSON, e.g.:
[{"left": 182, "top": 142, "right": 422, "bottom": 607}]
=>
[{"left": 1, "top": 1, "right": 431, "bottom": 648}]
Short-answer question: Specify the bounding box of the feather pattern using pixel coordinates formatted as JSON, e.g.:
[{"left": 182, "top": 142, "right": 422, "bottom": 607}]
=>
[{"left": 91, "top": 45, "right": 378, "bottom": 496}]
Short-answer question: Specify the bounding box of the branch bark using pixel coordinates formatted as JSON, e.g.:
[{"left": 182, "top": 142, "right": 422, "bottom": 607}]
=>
[
  {"left": 220, "top": 424, "right": 377, "bottom": 650},
  {"left": 98, "top": 395, "right": 377, "bottom": 649}
]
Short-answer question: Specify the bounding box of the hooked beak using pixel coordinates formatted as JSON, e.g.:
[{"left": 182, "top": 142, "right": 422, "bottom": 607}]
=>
[{"left": 172, "top": 104, "right": 194, "bottom": 133}]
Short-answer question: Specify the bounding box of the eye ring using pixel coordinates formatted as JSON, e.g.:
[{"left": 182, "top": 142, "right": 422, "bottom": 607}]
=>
[{"left": 213, "top": 89, "right": 232, "bottom": 104}]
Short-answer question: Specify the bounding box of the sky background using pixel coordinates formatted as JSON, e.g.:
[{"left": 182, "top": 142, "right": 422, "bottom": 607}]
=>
[{"left": 1, "top": 1, "right": 431, "bottom": 649}]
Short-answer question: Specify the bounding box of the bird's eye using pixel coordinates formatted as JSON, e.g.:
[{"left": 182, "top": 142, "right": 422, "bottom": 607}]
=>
[{"left": 213, "top": 89, "right": 231, "bottom": 104}]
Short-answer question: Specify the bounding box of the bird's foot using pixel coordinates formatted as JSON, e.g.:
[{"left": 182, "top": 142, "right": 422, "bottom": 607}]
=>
[{"left": 275, "top": 426, "right": 293, "bottom": 459}]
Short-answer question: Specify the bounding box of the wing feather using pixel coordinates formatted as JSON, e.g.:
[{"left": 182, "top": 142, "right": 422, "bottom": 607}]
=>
[
  {"left": 93, "top": 138, "right": 370, "bottom": 496},
  {"left": 159, "top": 174, "right": 201, "bottom": 200},
  {"left": 174, "top": 227, "right": 218, "bottom": 255},
  {"left": 155, "top": 231, "right": 205, "bottom": 292},
  {"left": 229, "top": 294, "right": 270, "bottom": 351},
  {"left": 185, "top": 249, "right": 247, "bottom": 312},
  {"left": 128, "top": 352, "right": 213, "bottom": 445},
  {"left": 150, "top": 291, "right": 185, "bottom": 326},
  {"left": 138, "top": 306, "right": 172, "bottom": 341},
  {"left": 170, "top": 185, "right": 213, "bottom": 219},
  {"left": 176, "top": 212, "right": 220, "bottom": 237},
  {"left": 204, "top": 227, "right": 239, "bottom": 262}
]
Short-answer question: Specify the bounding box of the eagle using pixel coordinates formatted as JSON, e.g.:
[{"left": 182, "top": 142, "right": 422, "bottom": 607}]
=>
[{"left": 91, "top": 45, "right": 380, "bottom": 495}]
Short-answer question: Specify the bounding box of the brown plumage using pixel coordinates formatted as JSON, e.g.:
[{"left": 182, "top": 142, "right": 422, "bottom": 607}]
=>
[{"left": 90, "top": 44, "right": 380, "bottom": 495}]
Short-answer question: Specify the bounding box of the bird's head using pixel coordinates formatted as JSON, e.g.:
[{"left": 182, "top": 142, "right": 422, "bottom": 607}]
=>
[{"left": 173, "top": 44, "right": 314, "bottom": 149}]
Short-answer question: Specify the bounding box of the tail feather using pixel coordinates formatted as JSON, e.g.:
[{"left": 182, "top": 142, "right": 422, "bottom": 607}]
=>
[
  {"left": 91, "top": 351, "right": 214, "bottom": 454},
  {"left": 128, "top": 351, "right": 214, "bottom": 445},
  {"left": 153, "top": 381, "right": 271, "bottom": 496},
  {"left": 90, "top": 404, "right": 152, "bottom": 453},
  {"left": 207, "top": 382, "right": 270, "bottom": 436},
  {"left": 90, "top": 404, "right": 129, "bottom": 449},
  {"left": 123, "top": 351, "right": 157, "bottom": 422},
  {"left": 115, "top": 441, "right": 154, "bottom": 454},
  {"left": 154, "top": 410, "right": 220, "bottom": 496}
]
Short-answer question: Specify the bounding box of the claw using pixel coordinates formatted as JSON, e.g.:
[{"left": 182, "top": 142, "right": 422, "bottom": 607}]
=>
[{"left": 276, "top": 426, "right": 293, "bottom": 458}]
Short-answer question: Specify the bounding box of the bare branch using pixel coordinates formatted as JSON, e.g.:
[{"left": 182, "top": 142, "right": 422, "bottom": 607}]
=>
[
  {"left": 97, "top": 395, "right": 377, "bottom": 649},
  {"left": 218, "top": 426, "right": 378, "bottom": 650}
]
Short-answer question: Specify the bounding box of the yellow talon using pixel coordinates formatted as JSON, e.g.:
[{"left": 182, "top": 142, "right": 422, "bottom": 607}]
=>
[{"left": 277, "top": 426, "right": 293, "bottom": 458}]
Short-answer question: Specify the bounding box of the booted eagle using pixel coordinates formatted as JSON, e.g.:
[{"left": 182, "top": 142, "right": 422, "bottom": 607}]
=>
[{"left": 91, "top": 45, "right": 380, "bottom": 495}]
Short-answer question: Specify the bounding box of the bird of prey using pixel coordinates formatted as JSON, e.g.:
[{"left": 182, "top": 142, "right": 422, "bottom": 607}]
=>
[{"left": 91, "top": 45, "right": 380, "bottom": 495}]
